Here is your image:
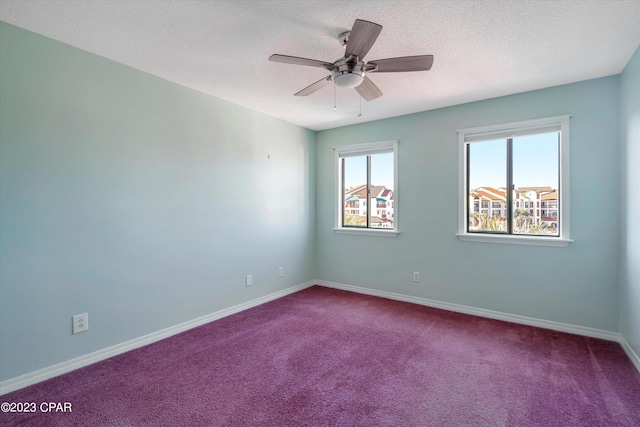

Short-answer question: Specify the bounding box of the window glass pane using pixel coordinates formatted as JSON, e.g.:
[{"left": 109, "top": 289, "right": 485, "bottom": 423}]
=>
[
  {"left": 468, "top": 139, "right": 507, "bottom": 232},
  {"left": 342, "top": 156, "right": 367, "bottom": 227},
  {"left": 512, "top": 132, "right": 559, "bottom": 236},
  {"left": 370, "top": 153, "right": 394, "bottom": 229}
]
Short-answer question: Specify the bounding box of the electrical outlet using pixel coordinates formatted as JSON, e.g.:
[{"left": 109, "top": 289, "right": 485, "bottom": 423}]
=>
[
  {"left": 72, "top": 313, "right": 89, "bottom": 334},
  {"left": 246, "top": 274, "right": 252, "bottom": 287},
  {"left": 413, "top": 272, "right": 420, "bottom": 283},
  {"left": 278, "top": 267, "right": 284, "bottom": 277}
]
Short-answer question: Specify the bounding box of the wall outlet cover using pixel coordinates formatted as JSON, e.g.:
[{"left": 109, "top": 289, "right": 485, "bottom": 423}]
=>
[{"left": 72, "top": 313, "right": 89, "bottom": 334}]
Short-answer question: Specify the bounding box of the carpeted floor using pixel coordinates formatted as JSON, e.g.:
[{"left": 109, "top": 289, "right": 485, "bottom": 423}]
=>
[{"left": 1, "top": 286, "right": 639, "bottom": 426}]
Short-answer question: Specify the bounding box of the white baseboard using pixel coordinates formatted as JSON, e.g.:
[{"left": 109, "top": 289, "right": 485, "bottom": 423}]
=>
[
  {"left": 0, "top": 281, "right": 315, "bottom": 396},
  {"left": 315, "top": 280, "right": 622, "bottom": 342},
  {"left": 3, "top": 279, "right": 637, "bottom": 395},
  {"left": 619, "top": 335, "right": 640, "bottom": 373}
]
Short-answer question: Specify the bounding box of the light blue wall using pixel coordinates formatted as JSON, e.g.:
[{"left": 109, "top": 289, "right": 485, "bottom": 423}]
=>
[
  {"left": 316, "top": 77, "right": 621, "bottom": 332},
  {"left": 620, "top": 45, "right": 640, "bottom": 358},
  {"left": 0, "top": 22, "right": 315, "bottom": 381}
]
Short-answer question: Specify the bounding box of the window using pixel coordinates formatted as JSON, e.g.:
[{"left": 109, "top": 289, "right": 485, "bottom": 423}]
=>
[
  {"left": 457, "top": 116, "right": 571, "bottom": 246},
  {"left": 334, "top": 140, "right": 398, "bottom": 236}
]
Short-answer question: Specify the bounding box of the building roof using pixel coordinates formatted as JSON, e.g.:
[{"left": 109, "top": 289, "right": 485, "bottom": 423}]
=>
[
  {"left": 470, "top": 186, "right": 506, "bottom": 201},
  {"left": 516, "top": 186, "right": 555, "bottom": 193},
  {"left": 371, "top": 186, "right": 385, "bottom": 198},
  {"left": 471, "top": 186, "right": 559, "bottom": 202},
  {"left": 345, "top": 185, "right": 392, "bottom": 199}
]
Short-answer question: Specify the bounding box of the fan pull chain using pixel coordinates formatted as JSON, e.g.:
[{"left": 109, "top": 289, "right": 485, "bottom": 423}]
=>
[
  {"left": 358, "top": 95, "right": 362, "bottom": 117},
  {"left": 333, "top": 82, "right": 337, "bottom": 111}
]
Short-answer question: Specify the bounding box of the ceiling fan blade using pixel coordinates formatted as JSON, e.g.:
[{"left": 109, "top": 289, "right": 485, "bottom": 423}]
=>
[
  {"left": 269, "top": 54, "right": 333, "bottom": 69},
  {"left": 368, "top": 55, "right": 434, "bottom": 72},
  {"left": 295, "top": 76, "right": 332, "bottom": 96},
  {"left": 345, "top": 19, "right": 382, "bottom": 60},
  {"left": 355, "top": 76, "right": 383, "bottom": 101}
]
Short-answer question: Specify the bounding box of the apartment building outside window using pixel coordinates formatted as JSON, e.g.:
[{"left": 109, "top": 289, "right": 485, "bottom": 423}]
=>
[
  {"left": 334, "top": 140, "right": 399, "bottom": 236},
  {"left": 457, "top": 116, "right": 572, "bottom": 246}
]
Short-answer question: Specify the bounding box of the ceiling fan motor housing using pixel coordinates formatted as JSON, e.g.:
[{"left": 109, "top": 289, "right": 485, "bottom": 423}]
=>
[{"left": 332, "top": 57, "right": 365, "bottom": 88}]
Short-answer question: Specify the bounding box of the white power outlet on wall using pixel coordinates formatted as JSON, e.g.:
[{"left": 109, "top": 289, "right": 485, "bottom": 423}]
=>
[
  {"left": 413, "top": 272, "right": 420, "bottom": 283},
  {"left": 72, "top": 313, "right": 89, "bottom": 334}
]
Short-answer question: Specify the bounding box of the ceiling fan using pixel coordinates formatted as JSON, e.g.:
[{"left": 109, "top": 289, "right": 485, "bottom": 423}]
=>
[{"left": 269, "top": 19, "right": 434, "bottom": 102}]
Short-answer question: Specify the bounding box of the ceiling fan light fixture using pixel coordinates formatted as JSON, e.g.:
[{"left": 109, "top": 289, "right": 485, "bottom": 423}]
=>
[{"left": 333, "top": 69, "right": 364, "bottom": 88}]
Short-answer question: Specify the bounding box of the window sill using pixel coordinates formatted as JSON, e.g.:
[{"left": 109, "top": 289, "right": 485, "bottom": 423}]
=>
[
  {"left": 456, "top": 233, "right": 572, "bottom": 247},
  {"left": 334, "top": 228, "right": 400, "bottom": 237}
]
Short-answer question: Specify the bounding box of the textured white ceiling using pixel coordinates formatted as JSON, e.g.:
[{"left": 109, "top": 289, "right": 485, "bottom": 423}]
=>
[{"left": 1, "top": 0, "right": 639, "bottom": 130}]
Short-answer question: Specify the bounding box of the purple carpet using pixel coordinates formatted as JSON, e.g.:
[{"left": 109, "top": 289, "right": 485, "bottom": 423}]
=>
[{"left": 2, "top": 286, "right": 639, "bottom": 426}]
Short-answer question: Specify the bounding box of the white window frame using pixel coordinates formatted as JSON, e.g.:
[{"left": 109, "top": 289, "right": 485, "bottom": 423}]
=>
[
  {"left": 333, "top": 140, "right": 399, "bottom": 237},
  {"left": 457, "top": 115, "right": 572, "bottom": 247}
]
